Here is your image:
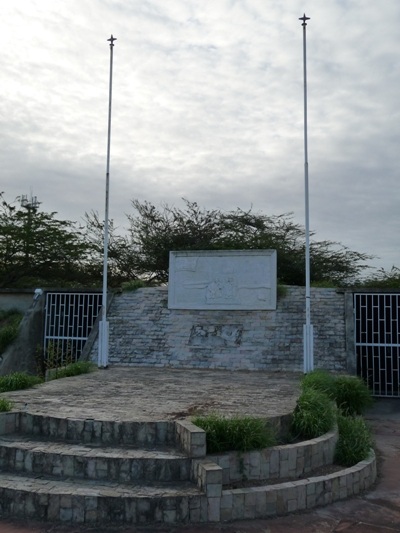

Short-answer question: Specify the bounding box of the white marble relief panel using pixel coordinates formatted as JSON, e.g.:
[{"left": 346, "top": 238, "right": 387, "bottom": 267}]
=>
[{"left": 168, "top": 250, "right": 277, "bottom": 310}]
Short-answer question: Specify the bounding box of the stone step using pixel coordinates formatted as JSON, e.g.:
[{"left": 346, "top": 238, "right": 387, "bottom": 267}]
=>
[
  {"left": 0, "top": 434, "right": 191, "bottom": 482},
  {"left": 16, "top": 413, "right": 176, "bottom": 447},
  {"left": 0, "top": 412, "right": 378, "bottom": 525},
  {"left": 0, "top": 471, "right": 206, "bottom": 524},
  {"left": 1, "top": 412, "right": 207, "bottom": 460}
]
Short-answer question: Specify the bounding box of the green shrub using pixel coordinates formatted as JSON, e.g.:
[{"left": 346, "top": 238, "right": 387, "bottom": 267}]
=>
[
  {"left": 334, "top": 375, "right": 373, "bottom": 416},
  {"left": 298, "top": 371, "right": 374, "bottom": 465},
  {"left": 291, "top": 388, "right": 336, "bottom": 439},
  {"left": 301, "top": 369, "right": 337, "bottom": 397},
  {"left": 335, "top": 414, "right": 373, "bottom": 466},
  {"left": 0, "top": 372, "right": 43, "bottom": 392},
  {"left": 0, "top": 310, "right": 23, "bottom": 354},
  {"left": 302, "top": 371, "right": 373, "bottom": 417},
  {"left": 48, "top": 361, "right": 95, "bottom": 380},
  {"left": 121, "top": 279, "right": 146, "bottom": 292},
  {"left": 0, "top": 398, "right": 13, "bottom": 412},
  {"left": 192, "top": 413, "right": 277, "bottom": 453}
]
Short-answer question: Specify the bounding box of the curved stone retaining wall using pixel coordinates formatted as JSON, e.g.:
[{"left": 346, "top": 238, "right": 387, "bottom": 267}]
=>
[
  {"left": 219, "top": 450, "right": 376, "bottom": 521},
  {"left": 208, "top": 427, "right": 338, "bottom": 485}
]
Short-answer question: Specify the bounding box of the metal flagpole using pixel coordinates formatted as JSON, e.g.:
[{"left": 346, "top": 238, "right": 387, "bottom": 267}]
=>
[
  {"left": 299, "top": 15, "right": 314, "bottom": 373},
  {"left": 98, "top": 34, "right": 117, "bottom": 369}
]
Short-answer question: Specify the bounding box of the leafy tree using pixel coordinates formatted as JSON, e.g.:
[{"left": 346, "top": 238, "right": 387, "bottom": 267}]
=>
[
  {"left": 125, "top": 199, "right": 371, "bottom": 286},
  {"left": 83, "top": 210, "right": 136, "bottom": 286},
  {"left": 361, "top": 266, "right": 400, "bottom": 289},
  {"left": 0, "top": 193, "right": 90, "bottom": 288},
  {"left": 126, "top": 200, "right": 223, "bottom": 283},
  {"left": 1, "top": 192, "right": 387, "bottom": 289}
]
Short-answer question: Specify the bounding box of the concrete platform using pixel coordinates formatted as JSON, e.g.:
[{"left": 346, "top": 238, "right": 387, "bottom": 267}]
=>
[{"left": 3, "top": 367, "right": 301, "bottom": 421}]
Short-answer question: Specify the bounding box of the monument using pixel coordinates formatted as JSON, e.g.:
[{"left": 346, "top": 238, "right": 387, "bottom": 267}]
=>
[{"left": 168, "top": 250, "right": 277, "bottom": 310}]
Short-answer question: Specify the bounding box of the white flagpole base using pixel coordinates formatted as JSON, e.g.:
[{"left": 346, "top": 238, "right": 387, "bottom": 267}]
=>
[
  {"left": 98, "top": 320, "right": 109, "bottom": 368},
  {"left": 303, "top": 323, "right": 314, "bottom": 373}
]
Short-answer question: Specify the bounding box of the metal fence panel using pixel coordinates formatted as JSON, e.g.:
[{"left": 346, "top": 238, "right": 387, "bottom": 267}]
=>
[
  {"left": 44, "top": 292, "right": 102, "bottom": 366},
  {"left": 354, "top": 293, "right": 400, "bottom": 397}
]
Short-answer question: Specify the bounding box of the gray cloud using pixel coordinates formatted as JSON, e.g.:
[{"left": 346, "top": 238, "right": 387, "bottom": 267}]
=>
[{"left": 2, "top": 0, "right": 399, "bottom": 274}]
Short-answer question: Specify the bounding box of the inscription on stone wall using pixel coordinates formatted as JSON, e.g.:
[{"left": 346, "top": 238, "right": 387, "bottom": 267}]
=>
[
  {"left": 189, "top": 325, "right": 243, "bottom": 347},
  {"left": 168, "top": 250, "right": 277, "bottom": 310}
]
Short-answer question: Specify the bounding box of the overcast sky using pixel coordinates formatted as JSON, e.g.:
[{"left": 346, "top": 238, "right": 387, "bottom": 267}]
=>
[{"left": 2, "top": 0, "right": 399, "bottom": 274}]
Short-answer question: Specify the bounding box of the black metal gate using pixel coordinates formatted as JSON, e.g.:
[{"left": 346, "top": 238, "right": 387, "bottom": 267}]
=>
[
  {"left": 354, "top": 293, "right": 400, "bottom": 397},
  {"left": 44, "top": 292, "right": 102, "bottom": 366}
]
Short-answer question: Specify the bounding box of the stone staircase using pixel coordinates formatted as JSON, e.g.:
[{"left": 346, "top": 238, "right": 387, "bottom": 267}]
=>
[
  {"left": 0, "top": 412, "right": 211, "bottom": 524},
  {"left": 0, "top": 411, "right": 377, "bottom": 525}
]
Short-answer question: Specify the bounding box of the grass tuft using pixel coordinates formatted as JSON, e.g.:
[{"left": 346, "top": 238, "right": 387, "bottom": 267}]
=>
[
  {"left": 0, "top": 372, "right": 43, "bottom": 393},
  {"left": 334, "top": 375, "right": 373, "bottom": 416},
  {"left": 0, "top": 398, "right": 13, "bottom": 412},
  {"left": 291, "top": 388, "right": 336, "bottom": 439},
  {"left": 302, "top": 370, "right": 373, "bottom": 416},
  {"left": 192, "top": 413, "right": 277, "bottom": 453},
  {"left": 301, "top": 369, "right": 337, "bottom": 397},
  {"left": 300, "top": 370, "right": 375, "bottom": 467},
  {"left": 335, "top": 414, "right": 373, "bottom": 466},
  {"left": 48, "top": 361, "right": 95, "bottom": 380},
  {"left": 121, "top": 279, "right": 147, "bottom": 292}
]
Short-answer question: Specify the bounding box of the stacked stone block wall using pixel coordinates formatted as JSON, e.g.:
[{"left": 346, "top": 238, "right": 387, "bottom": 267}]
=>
[
  {"left": 175, "top": 420, "right": 206, "bottom": 458},
  {"left": 219, "top": 450, "right": 376, "bottom": 521},
  {"left": 3, "top": 412, "right": 176, "bottom": 447},
  {"left": 92, "top": 286, "right": 350, "bottom": 372},
  {"left": 209, "top": 427, "right": 338, "bottom": 485}
]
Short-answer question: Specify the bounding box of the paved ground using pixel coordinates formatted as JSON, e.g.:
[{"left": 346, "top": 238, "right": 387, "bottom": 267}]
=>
[
  {"left": 1, "top": 367, "right": 399, "bottom": 533},
  {"left": 3, "top": 367, "right": 301, "bottom": 421}
]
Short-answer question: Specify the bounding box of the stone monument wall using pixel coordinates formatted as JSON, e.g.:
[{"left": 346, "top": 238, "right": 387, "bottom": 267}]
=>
[
  {"left": 168, "top": 250, "right": 277, "bottom": 310},
  {"left": 91, "top": 286, "right": 353, "bottom": 373}
]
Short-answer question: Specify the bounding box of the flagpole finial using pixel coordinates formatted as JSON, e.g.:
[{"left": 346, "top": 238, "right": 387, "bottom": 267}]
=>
[
  {"left": 107, "top": 35, "right": 117, "bottom": 46},
  {"left": 299, "top": 14, "right": 310, "bottom": 26}
]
